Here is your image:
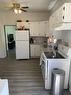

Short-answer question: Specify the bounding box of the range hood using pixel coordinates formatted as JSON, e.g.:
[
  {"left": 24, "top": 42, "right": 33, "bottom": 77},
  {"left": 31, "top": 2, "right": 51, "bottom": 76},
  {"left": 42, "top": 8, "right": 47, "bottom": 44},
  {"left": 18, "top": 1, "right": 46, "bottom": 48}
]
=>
[{"left": 54, "top": 22, "right": 71, "bottom": 31}]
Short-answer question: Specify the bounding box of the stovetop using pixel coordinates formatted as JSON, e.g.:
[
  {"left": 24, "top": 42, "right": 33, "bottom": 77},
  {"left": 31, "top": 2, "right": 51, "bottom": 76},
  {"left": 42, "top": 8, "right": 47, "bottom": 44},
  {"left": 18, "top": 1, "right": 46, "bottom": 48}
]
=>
[{"left": 44, "top": 52, "right": 65, "bottom": 59}]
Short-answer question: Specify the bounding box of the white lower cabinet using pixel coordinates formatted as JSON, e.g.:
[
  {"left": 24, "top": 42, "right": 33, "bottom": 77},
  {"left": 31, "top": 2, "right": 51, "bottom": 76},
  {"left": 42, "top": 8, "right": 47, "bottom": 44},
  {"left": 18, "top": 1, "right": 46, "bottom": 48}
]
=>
[
  {"left": 30, "top": 45, "right": 41, "bottom": 58},
  {"left": 30, "top": 45, "right": 34, "bottom": 57}
]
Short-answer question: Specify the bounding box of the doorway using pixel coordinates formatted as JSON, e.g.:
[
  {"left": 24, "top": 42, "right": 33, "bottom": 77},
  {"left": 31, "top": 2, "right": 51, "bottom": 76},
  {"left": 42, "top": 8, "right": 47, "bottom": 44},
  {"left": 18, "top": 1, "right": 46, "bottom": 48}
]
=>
[{"left": 4, "top": 25, "right": 16, "bottom": 58}]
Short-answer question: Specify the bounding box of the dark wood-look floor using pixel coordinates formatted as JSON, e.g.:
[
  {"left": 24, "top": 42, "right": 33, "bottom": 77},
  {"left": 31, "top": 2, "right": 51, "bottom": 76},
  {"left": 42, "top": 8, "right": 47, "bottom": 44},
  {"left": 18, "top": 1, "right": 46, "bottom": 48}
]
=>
[{"left": 0, "top": 55, "right": 70, "bottom": 95}]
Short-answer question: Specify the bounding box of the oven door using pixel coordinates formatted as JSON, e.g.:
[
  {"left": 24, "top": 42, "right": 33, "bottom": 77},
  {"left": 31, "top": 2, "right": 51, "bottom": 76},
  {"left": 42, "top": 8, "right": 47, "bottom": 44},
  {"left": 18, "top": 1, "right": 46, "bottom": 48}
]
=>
[
  {"left": 40, "top": 52, "right": 48, "bottom": 81},
  {"left": 41, "top": 60, "right": 45, "bottom": 80},
  {"left": 40, "top": 52, "right": 46, "bottom": 65}
]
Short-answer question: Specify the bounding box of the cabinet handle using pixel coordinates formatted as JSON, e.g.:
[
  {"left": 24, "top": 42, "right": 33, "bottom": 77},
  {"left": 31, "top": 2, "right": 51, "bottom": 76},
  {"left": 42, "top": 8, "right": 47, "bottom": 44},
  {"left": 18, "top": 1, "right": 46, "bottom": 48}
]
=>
[
  {"left": 63, "top": 6, "right": 65, "bottom": 10},
  {"left": 63, "top": 16, "right": 64, "bottom": 19}
]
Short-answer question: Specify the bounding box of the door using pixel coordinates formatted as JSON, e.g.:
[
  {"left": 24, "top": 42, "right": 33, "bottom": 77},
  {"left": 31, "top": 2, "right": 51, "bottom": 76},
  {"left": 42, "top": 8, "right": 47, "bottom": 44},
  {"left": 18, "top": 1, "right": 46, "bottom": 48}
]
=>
[
  {"left": 16, "top": 41, "right": 29, "bottom": 59},
  {"left": 34, "top": 45, "right": 41, "bottom": 57},
  {"left": 16, "top": 30, "right": 29, "bottom": 41},
  {"left": 30, "top": 45, "right": 41, "bottom": 58},
  {"left": 4, "top": 25, "right": 16, "bottom": 57}
]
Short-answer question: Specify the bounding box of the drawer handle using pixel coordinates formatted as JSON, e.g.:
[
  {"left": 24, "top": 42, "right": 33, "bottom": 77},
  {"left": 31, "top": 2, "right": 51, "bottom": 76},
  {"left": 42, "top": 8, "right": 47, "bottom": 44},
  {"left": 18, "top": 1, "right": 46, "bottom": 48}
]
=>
[
  {"left": 63, "top": 7, "right": 65, "bottom": 10},
  {"left": 63, "top": 16, "right": 64, "bottom": 19}
]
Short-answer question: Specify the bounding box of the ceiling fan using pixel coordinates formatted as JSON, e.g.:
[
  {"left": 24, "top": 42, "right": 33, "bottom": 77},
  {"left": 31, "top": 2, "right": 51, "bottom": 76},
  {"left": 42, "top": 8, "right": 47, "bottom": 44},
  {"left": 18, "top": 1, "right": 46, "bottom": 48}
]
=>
[{"left": 11, "top": 3, "right": 29, "bottom": 14}]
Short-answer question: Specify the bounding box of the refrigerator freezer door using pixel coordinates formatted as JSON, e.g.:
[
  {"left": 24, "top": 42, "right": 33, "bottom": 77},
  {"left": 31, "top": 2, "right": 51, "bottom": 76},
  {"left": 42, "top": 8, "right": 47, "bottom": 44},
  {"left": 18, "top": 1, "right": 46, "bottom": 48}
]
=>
[
  {"left": 16, "top": 41, "right": 29, "bottom": 59},
  {"left": 16, "top": 30, "right": 29, "bottom": 41}
]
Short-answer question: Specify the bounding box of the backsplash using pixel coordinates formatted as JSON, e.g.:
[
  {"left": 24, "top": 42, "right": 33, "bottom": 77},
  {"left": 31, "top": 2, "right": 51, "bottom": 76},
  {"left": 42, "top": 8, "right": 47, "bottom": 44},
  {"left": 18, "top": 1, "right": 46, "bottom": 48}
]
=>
[{"left": 30, "top": 36, "right": 48, "bottom": 47}]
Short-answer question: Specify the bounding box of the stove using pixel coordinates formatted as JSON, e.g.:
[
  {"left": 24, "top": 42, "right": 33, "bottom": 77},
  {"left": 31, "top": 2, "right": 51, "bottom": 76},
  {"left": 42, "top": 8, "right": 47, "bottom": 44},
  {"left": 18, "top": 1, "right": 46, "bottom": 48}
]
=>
[
  {"left": 44, "top": 52, "right": 65, "bottom": 59},
  {"left": 40, "top": 49, "right": 70, "bottom": 89}
]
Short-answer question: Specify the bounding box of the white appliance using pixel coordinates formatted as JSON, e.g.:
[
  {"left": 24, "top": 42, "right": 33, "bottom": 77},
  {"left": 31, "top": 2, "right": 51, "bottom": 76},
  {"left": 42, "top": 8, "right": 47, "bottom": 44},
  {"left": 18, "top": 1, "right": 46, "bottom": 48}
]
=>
[
  {"left": 40, "top": 45, "right": 70, "bottom": 89},
  {"left": 58, "top": 44, "right": 71, "bottom": 93},
  {"left": 0, "top": 79, "right": 9, "bottom": 95},
  {"left": 16, "top": 30, "right": 30, "bottom": 59}
]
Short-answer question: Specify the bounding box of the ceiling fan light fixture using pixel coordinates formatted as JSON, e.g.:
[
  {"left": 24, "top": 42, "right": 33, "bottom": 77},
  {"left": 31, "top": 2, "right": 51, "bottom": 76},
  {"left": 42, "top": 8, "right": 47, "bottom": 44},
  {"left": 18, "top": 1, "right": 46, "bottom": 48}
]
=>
[
  {"left": 14, "top": 9, "right": 18, "bottom": 14},
  {"left": 18, "top": 9, "right": 22, "bottom": 14},
  {"left": 14, "top": 9, "right": 22, "bottom": 14}
]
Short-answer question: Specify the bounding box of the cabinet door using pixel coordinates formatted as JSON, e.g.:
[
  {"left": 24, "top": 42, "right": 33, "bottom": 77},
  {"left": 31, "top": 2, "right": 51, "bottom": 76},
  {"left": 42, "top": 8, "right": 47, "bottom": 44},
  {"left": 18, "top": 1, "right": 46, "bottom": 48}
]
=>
[
  {"left": 49, "top": 3, "right": 71, "bottom": 30},
  {"left": 34, "top": 45, "right": 41, "bottom": 57},
  {"left": 30, "top": 45, "right": 35, "bottom": 57},
  {"left": 40, "top": 21, "right": 49, "bottom": 36},
  {"left": 39, "top": 21, "right": 46, "bottom": 36},
  {"left": 49, "top": 4, "right": 64, "bottom": 29},
  {"left": 30, "top": 22, "right": 34, "bottom": 36},
  {"left": 30, "top": 45, "right": 41, "bottom": 58},
  {"left": 64, "top": 3, "right": 71, "bottom": 22},
  {"left": 45, "top": 21, "right": 49, "bottom": 36},
  {"left": 34, "top": 22, "right": 39, "bottom": 36},
  {"left": 30, "top": 22, "right": 39, "bottom": 36},
  {"left": 30, "top": 21, "right": 49, "bottom": 36},
  {"left": 57, "top": 6, "right": 64, "bottom": 24},
  {"left": 23, "top": 22, "right": 30, "bottom": 29}
]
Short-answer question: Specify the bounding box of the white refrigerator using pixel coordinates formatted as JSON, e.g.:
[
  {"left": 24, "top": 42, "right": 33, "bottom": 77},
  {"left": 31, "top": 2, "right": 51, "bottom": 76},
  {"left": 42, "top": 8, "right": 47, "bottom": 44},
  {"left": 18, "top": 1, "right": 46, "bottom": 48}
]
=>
[{"left": 16, "top": 30, "right": 30, "bottom": 59}]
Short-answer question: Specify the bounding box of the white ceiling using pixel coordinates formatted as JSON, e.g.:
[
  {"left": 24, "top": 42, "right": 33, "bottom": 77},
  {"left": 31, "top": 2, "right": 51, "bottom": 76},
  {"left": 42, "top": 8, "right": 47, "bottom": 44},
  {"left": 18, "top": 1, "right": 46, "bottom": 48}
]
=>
[{"left": 0, "top": 0, "right": 58, "bottom": 12}]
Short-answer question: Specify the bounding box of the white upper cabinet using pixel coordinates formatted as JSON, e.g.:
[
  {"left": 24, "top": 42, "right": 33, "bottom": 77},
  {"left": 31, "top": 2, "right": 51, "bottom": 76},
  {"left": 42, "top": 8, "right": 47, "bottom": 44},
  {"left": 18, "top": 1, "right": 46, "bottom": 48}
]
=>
[
  {"left": 23, "top": 22, "right": 30, "bottom": 29},
  {"left": 16, "top": 21, "right": 48, "bottom": 36},
  {"left": 54, "top": 3, "right": 71, "bottom": 25},
  {"left": 30, "top": 21, "right": 48, "bottom": 36},
  {"left": 30, "top": 22, "right": 39, "bottom": 36},
  {"left": 16, "top": 22, "right": 30, "bottom": 29},
  {"left": 63, "top": 3, "right": 71, "bottom": 22},
  {"left": 49, "top": 3, "right": 71, "bottom": 30},
  {"left": 39, "top": 21, "right": 47, "bottom": 36}
]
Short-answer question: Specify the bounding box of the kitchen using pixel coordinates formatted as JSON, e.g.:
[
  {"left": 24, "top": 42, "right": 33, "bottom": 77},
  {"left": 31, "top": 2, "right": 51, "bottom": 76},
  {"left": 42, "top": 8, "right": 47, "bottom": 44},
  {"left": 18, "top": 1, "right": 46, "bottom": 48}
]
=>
[{"left": 0, "top": 0, "right": 71, "bottom": 95}]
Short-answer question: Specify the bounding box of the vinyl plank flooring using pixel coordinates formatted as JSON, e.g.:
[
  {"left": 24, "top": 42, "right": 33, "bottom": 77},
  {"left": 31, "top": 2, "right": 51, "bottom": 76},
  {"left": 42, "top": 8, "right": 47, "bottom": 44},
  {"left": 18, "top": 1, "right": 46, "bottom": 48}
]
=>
[{"left": 0, "top": 57, "right": 70, "bottom": 95}]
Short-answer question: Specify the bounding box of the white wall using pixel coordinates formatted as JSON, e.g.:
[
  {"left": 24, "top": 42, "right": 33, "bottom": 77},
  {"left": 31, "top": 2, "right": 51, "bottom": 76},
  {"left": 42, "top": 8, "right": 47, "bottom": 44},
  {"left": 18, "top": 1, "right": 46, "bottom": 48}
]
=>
[
  {"left": 0, "top": 11, "right": 48, "bottom": 58},
  {"left": 61, "top": 31, "right": 71, "bottom": 47}
]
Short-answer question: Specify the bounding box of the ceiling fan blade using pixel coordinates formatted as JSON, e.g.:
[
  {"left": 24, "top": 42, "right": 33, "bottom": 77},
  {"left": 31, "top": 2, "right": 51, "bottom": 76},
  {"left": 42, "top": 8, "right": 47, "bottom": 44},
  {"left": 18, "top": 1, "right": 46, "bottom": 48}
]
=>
[
  {"left": 21, "top": 9, "right": 27, "bottom": 12},
  {"left": 21, "top": 6, "right": 29, "bottom": 9}
]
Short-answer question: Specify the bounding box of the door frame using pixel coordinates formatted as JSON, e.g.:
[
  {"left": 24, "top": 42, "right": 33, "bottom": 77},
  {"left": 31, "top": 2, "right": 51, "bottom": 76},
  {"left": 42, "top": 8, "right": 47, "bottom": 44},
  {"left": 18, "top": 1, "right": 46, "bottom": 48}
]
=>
[{"left": 4, "top": 25, "right": 16, "bottom": 56}]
